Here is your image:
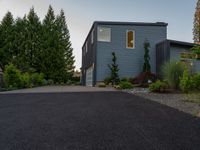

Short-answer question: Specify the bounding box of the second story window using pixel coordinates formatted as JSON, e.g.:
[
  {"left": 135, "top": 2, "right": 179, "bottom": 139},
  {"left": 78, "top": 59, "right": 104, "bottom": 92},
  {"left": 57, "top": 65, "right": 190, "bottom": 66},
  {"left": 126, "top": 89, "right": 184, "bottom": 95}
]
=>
[
  {"left": 126, "top": 30, "right": 135, "bottom": 49},
  {"left": 97, "top": 27, "right": 111, "bottom": 42}
]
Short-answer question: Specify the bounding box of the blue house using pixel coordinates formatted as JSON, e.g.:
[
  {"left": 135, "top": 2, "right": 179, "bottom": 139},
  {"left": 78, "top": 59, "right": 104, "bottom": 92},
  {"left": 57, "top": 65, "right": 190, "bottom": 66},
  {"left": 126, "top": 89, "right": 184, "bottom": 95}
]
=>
[{"left": 81, "top": 21, "right": 199, "bottom": 86}]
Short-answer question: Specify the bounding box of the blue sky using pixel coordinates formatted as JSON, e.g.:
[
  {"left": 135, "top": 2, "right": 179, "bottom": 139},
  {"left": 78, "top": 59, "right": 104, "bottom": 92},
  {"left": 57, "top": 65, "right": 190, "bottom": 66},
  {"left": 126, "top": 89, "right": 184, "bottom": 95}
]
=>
[{"left": 0, "top": 0, "right": 197, "bottom": 69}]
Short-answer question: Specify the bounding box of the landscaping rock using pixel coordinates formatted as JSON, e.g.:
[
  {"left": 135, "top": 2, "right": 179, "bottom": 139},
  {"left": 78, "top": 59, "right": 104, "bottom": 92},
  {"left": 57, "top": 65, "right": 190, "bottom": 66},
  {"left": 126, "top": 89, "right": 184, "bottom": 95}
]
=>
[{"left": 125, "top": 88, "right": 200, "bottom": 117}]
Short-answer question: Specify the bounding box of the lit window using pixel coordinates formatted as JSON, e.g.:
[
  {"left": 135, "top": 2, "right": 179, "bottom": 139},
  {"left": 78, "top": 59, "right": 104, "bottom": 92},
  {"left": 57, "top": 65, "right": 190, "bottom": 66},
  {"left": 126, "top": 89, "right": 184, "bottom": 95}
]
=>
[
  {"left": 97, "top": 27, "right": 111, "bottom": 42},
  {"left": 126, "top": 30, "right": 135, "bottom": 49}
]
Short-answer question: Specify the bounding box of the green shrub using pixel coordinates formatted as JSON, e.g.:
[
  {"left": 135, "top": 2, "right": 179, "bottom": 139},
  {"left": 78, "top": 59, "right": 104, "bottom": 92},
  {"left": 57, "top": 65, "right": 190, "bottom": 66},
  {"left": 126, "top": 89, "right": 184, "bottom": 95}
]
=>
[
  {"left": 3, "top": 64, "right": 22, "bottom": 88},
  {"left": 191, "top": 73, "right": 200, "bottom": 90},
  {"left": 31, "top": 73, "right": 45, "bottom": 86},
  {"left": 71, "top": 76, "right": 80, "bottom": 83},
  {"left": 119, "top": 81, "right": 133, "bottom": 89},
  {"left": 161, "top": 61, "right": 184, "bottom": 89},
  {"left": 179, "top": 69, "right": 192, "bottom": 93},
  {"left": 149, "top": 80, "right": 168, "bottom": 93},
  {"left": 20, "top": 72, "right": 31, "bottom": 88},
  {"left": 98, "top": 82, "right": 106, "bottom": 88},
  {"left": 114, "top": 85, "right": 121, "bottom": 89},
  {"left": 104, "top": 77, "right": 112, "bottom": 85},
  {"left": 191, "top": 46, "right": 200, "bottom": 55},
  {"left": 120, "top": 77, "right": 129, "bottom": 82}
]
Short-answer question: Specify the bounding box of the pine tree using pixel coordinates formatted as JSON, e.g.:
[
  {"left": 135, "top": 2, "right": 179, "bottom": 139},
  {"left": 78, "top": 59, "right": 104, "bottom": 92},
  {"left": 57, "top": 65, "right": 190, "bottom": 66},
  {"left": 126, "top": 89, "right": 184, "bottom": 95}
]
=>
[
  {"left": 12, "top": 16, "right": 29, "bottom": 72},
  {"left": 26, "top": 7, "right": 42, "bottom": 71},
  {"left": 193, "top": 0, "right": 200, "bottom": 43},
  {"left": 41, "top": 5, "right": 57, "bottom": 80},
  {"left": 108, "top": 52, "right": 120, "bottom": 85},
  {"left": 41, "top": 5, "right": 71, "bottom": 82},
  {"left": 56, "top": 9, "right": 75, "bottom": 81},
  {"left": 143, "top": 39, "right": 151, "bottom": 72},
  {"left": 0, "top": 11, "right": 14, "bottom": 68}
]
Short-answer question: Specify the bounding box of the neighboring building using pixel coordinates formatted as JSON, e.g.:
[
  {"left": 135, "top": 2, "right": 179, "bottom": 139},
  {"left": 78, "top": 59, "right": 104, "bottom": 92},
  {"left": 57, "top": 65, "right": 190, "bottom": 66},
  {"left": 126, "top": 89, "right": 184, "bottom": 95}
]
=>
[{"left": 81, "top": 21, "right": 199, "bottom": 86}]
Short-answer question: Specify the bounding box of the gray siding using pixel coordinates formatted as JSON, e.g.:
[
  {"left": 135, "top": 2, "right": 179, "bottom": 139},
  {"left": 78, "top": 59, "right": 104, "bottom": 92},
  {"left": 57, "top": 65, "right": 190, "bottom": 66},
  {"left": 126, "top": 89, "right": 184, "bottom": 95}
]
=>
[
  {"left": 96, "top": 25, "right": 167, "bottom": 81},
  {"left": 193, "top": 61, "right": 200, "bottom": 73},
  {"left": 156, "top": 40, "right": 170, "bottom": 75},
  {"left": 81, "top": 24, "right": 97, "bottom": 86},
  {"left": 170, "top": 46, "right": 190, "bottom": 61},
  {"left": 170, "top": 46, "right": 200, "bottom": 73}
]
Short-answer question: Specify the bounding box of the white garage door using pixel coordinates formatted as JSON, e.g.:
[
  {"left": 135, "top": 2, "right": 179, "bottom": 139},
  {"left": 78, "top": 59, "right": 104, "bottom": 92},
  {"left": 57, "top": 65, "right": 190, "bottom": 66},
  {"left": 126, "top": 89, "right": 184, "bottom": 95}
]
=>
[{"left": 86, "top": 66, "right": 93, "bottom": 86}]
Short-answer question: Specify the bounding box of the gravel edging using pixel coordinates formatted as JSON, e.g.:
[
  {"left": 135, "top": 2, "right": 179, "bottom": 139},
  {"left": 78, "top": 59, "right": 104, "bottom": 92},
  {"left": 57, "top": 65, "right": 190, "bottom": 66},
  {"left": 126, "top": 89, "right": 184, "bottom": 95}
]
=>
[{"left": 124, "top": 88, "right": 200, "bottom": 117}]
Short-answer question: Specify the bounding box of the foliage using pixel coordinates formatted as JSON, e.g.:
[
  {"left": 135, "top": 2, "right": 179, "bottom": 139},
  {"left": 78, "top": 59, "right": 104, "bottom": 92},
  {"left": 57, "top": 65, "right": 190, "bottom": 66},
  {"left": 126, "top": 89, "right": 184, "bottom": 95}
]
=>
[
  {"left": 108, "top": 52, "right": 120, "bottom": 85},
  {"left": 179, "top": 69, "right": 192, "bottom": 93},
  {"left": 0, "top": 12, "right": 15, "bottom": 67},
  {"left": 30, "top": 73, "right": 45, "bottom": 86},
  {"left": 71, "top": 76, "right": 80, "bottom": 83},
  {"left": 143, "top": 39, "right": 151, "bottom": 72},
  {"left": 47, "top": 79, "right": 54, "bottom": 85},
  {"left": 183, "top": 93, "right": 200, "bottom": 105},
  {"left": 149, "top": 80, "right": 168, "bottom": 93},
  {"left": 118, "top": 81, "right": 133, "bottom": 89},
  {"left": 3, "top": 64, "right": 47, "bottom": 89},
  {"left": 193, "top": 0, "right": 200, "bottom": 43},
  {"left": 0, "top": 6, "right": 75, "bottom": 84},
  {"left": 3, "top": 63, "right": 22, "bottom": 88},
  {"left": 20, "top": 72, "right": 31, "bottom": 88},
  {"left": 161, "top": 61, "right": 184, "bottom": 89},
  {"left": 56, "top": 9, "right": 75, "bottom": 80},
  {"left": 104, "top": 77, "right": 112, "bottom": 85},
  {"left": 131, "top": 72, "right": 157, "bottom": 87},
  {"left": 191, "top": 45, "right": 200, "bottom": 55},
  {"left": 98, "top": 82, "right": 106, "bottom": 88},
  {"left": 191, "top": 73, "right": 200, "bottom": 90},
  {"left": 120, "top": 77, "right": 129, "bottom": 82},
  {"left": 114, "top": 85, "right": 121, "bottom": 89}
]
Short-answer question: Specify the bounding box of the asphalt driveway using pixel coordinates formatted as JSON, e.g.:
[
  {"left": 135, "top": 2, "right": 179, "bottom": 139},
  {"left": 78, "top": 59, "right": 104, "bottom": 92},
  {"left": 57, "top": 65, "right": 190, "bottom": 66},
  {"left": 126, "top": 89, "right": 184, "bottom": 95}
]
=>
[{"left": 0, "top": 91, "right": 200, "bottom": 150}]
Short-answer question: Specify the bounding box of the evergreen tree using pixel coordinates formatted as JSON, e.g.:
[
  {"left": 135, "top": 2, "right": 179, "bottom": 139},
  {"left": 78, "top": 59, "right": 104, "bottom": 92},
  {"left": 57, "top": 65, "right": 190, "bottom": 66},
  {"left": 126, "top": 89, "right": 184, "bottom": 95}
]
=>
[
  {"left": 193, "top": 0, "right": 200, "bottom": 43},
  {"left": 41, "top": 5, "right": 65, "bottom": 82},
  {"left": 0, "top": 12, "right": 14, "bottom": 68},
  {"left": 26, "top": 7, "right": 42, "bottom": 71},
  {"left": 56, "top": 9, "right": 75, "bottom": 81},
  {"left": 12, "top": 16, "right": 29, "bottom": 72},
  {"left": 108, "top": 52, "right": 120, "bottom": 85},
  {"left": 143, "top": 39, "right": 151, "bottom": 72},
  {"left": 0, "top": 6, "right": 75, "bottom": 83},
  {"left": 41, "top": 5, "right": 56, "bottom": 80}
]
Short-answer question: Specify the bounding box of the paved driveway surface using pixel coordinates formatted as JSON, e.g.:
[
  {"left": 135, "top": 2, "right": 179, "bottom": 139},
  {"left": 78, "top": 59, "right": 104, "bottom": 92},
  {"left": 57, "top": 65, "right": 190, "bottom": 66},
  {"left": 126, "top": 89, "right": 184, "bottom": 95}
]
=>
[
  {"left": 0, "top": 86, "right": 116, "bottom": 94},
  {"left": 0, "top": 91, "right": 200, "bottom": 150}
]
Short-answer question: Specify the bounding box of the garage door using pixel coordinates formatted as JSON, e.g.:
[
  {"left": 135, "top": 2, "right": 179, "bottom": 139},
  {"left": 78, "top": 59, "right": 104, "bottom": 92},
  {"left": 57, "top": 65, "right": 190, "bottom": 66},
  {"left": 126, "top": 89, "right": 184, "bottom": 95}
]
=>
[{"left": 86, "top": 66, "right": 93, "bottom": 86}]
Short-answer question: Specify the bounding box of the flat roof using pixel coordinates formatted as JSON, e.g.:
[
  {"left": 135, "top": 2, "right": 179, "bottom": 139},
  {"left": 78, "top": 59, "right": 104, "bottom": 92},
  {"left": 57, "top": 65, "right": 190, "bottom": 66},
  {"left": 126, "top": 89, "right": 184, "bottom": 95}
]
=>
[
  {"left": 168, "top": 39, "right": 196, "bottom": 47},
  {"left": 94, "top": 21, "right": 168, "bottom": 27}
]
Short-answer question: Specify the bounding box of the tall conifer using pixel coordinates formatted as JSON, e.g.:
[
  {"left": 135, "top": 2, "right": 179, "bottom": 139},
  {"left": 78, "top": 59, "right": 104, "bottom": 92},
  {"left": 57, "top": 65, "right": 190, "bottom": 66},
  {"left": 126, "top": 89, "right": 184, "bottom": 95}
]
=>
[
  {"left": 56, "top": 9, "right": 75, "bottom": 81},
  {"left": 0, "top": 12, "right": 14, "bottom": 67},
  {"left": 193, "top": 0, "right": 200, "bottom": 43}
]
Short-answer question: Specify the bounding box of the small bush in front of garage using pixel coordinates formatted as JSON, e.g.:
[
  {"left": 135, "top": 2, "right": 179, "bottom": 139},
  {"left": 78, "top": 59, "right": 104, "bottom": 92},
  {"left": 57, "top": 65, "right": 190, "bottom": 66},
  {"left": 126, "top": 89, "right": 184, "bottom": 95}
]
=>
[
  {"left": 104, "top": 77, "right": 112, "bottom": 85},
  {"left": 98, "top": 82, "right": 106, "bottom": 88},
  {"left": 118, "top": 81, "right": 133, "bottom": 89}
]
